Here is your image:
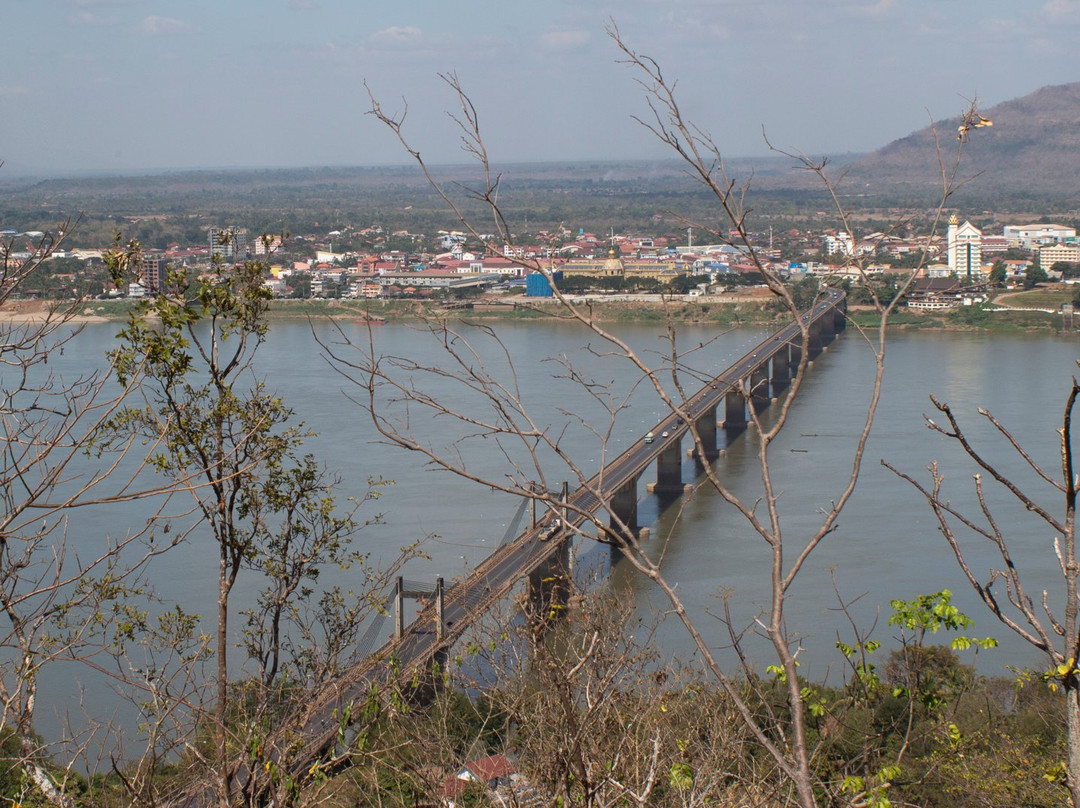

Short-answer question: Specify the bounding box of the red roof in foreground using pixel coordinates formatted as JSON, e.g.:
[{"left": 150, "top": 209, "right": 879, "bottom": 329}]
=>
[
  {"left": 442, "top": 754, "right": 516, "bottom": 798},
  {"left": 466, "top": 754, "right": 515, "bottom": 781}
]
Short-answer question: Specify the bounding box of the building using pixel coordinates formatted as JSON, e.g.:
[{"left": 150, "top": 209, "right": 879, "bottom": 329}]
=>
[
  {"left": 560, "top": 248, "right": 626, "bottom": 278},
  {"left": 947, "top": 216, "right": 982, "bottom": 282},
  {"left": 208, "top": 226, "right": 249, "bottom": 263},
  {"left": 442, "top": 754, "right": 519, "bottom": 808},
  {"left": 526, "top": 270, "right": 561, "bottom": 297},
  {"left": 315, "top": 249, "right": 347, "bottom": 265},
  {"left": 253, "top": 234, "right": 284, "bottom": 256},
  {"left": 906, "top": 278, "right": 989, "bottom": 310},
  {"left": 557, "top": 249, "right": 685, "bottom": 284},
  {"left": 824, "top": 232, "right": 853, "bottom": 256},
  {"left": 1037, "top": 242, "right": 1080, "bottom": 272},
  {"left": 137, "top": 255, "right": 168, "bottom": 294},
  {"left": 980, "top": 235, "right": 1008, "bottom": 256},
  {"left": 1003, "top": 223, "right": 1076, "bottom": 249},
  {"left": 373, "top": 269, "right": 501, "bottom": 293}
]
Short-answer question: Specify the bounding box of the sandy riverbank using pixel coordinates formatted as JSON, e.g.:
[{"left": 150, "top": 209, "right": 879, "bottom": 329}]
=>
[
  {"left": 0, "top": 300, "right": 112, "bottom": 324},
  {"left": 1, "top": 290, "right": 1073, "bottom": 332}
]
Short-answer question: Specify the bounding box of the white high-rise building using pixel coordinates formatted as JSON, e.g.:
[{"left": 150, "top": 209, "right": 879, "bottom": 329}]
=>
[
  {"left": 947, "top": 216, "right": 982, "bottom": 282},
  {"left": 208, "top": 226, "right": 249, "bottom": 263},
  {"left": 824, "top": 232, "right": 853, "bottom": 256}
]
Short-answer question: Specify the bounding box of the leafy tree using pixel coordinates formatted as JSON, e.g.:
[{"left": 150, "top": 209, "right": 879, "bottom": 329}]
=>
[
  {"left": 885, "top": 590, "right": 996, "bottom": 710},
  {"left": 288, "top": 271, "right": 312, "bottom": 298},
  {"left": 989, "top": 260, "right": 1007, "bottom": 287},
  {"left": 1052, "top": 261, "right": 1080, "bottom": 279},
  {"left": 1026, "top": 261, "right": 1048, "bottom": 288},
  {"left": 788, "top": 276, "right": 821, "bottom": 309},
  {"left": 554, "top": 274, "right": 597, "bottom": 293},
  {"left": 888, "top": 250, "right": 930, "bottom": 269},
  {"left": 106, "top": 246, "right": 408, "bottom": 805},
  {"left": 669, "top": 273, "right": 711, "bottom": 294}
]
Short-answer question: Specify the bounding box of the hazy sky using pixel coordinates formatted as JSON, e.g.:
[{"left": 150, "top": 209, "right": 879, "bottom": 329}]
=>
[{"left": 4, "top": 0, "right": 1079, "bottom": 175}]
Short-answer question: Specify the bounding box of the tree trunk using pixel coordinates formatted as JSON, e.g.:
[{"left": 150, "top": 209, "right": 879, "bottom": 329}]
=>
[
  {"left": 1069, "top": 685, "right": 1080, "bottom": 807},
  {"left": 217, "top": 550, "right": 231, "bottom": 808}
]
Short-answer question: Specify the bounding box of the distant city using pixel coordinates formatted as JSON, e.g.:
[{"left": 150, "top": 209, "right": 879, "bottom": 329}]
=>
[{"left": 2, "top": 215, "right": 1077, "bottom": 312}]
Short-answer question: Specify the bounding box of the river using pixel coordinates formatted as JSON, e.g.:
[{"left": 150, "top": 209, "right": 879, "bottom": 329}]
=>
[{"left": 26, "top": 316, "right": 1080, "bottom": 743}]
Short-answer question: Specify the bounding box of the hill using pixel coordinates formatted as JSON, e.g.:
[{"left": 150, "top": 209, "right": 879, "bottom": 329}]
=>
[
  {"left": 841, "top": 82, "right": 1080, "bottom": 208},
  {"left": 7, "top": 83, "right": 1080, "bottom": 227},
  {"left": 0, "top": 157, "right": 831, "bottom": 238}
]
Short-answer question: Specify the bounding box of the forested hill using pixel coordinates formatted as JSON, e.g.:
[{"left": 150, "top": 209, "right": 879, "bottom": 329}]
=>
[{"left": 840, "top": 82, "right": 1080, "bottom": 208}]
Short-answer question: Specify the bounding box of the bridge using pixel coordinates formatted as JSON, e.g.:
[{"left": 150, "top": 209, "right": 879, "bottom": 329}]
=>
[{"left": 169, "top": 289, "right": 846, "bottom": 806}]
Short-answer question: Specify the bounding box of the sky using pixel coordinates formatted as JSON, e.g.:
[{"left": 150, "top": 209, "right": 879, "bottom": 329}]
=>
[{"left": 3, "top": 0, "right": 1080, "bottom": 176}]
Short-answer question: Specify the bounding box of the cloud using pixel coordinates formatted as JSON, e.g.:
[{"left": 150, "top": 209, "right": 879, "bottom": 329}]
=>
[
  {"left": 1043, "top": 0, "right": 1080, "bottom": 22},
  {"left": 655, "top": 15, "right": 730, "bottom": 45},
  {"left": 131, "top": 15, "right": 197, "bottom": 35},
  {"left": 366, "top": 26, "right": 427, "bottom": 51},
  {"left": 0, "top": 84, "right": 28, "bottom": 97},
  {"left": 287, "top": 0, "right": 320, "bottom": 9},
  {"left": 541, "top": 30, "right": 591, "bottom": 51},
  {"left": 848, "top": 0, "right": 895, "bottom": 18},
  {"left": 67, "top": 10, "right": 112, "bottom": 25}
]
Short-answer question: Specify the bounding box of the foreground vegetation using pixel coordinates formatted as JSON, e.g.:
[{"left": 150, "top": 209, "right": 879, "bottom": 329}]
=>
[
  {"left": 1, "top": 586, "right": 1067, "bottom": 807},
  {"left": 323, "top": 588, "right": 1065, "bottom": 808}
]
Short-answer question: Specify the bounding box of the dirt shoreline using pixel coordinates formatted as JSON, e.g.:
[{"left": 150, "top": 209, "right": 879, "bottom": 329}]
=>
[
  {"left": 0, "top": 302, "right": 110, "bottom": 324},
  {"left": 0, "top": 293, "right": 1073, "bottom": 332}
]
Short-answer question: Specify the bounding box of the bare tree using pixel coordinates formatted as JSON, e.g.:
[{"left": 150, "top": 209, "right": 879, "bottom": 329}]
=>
[
  {"left": 334, "top": 584, "right": 772, "bottom": 807},
  {"left": 885, "top": 371, "right": 1080, "bottom": 805},
  {"left": 478, "top": 587, "right": 766, "bottom": 807},
  {"left": 0, "top": 223, "right": 187, "bottom": 806},
  {"left": 333, "top": 24, "right": 983, "bottom": 806}
]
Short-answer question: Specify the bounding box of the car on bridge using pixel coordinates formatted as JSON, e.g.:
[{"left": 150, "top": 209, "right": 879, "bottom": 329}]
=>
[
  {"left": 644, "top": 432, "right": 654, "bottom": 444},
  {"left": 540, "top": 518, "right": 562, "bottom": 541}
]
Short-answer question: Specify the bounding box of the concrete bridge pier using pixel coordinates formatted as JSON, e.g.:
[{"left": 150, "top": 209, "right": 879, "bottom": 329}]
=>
[
  {"left": 834, "top": 297, "right": 848, "bottom": 331},
  {"left": 789, "top": 339, "right": 803, "bottom": 374},
  {"left": 406, "top": 644, "right": 452, "bottom": 704},
  {"left": 750, "top": 363, "right": 770, "bottom": 412},
  {"left": 771, "top": 344, "right": 791, "bottom": 391},
  {"left": 653, "top": 438, "right": 684, "bottom": 498},
  {"left": 693, "top": 405, "right": 719, "bottom": 462},
  {"left": 724, "top": 388, "right": 747, "bottom": 433},
  {"left": 808, "top": 319, "right": 824, "bottom": 358},
  {"left": 528, "top": 532, "right": 572, "bottom": 623},
  {"left": 819, "top": 309, "right": 837, "bottom": 348},
  {"left": 606, "top": 476, "right": 640, "bottom": 547},
  {"left": 823, "top": 312, "right": 836, "bottom": 338},
  {"left": 435, "top": 577, "right": 445, "bottom": 642}
]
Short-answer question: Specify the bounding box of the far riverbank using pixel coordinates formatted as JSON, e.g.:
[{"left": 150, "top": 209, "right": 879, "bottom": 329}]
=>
[{"left": 1, "top": 286, "right": 1076, "bottom": 333}]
